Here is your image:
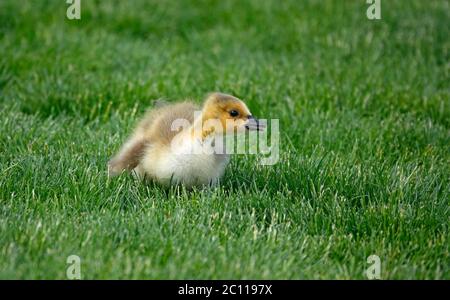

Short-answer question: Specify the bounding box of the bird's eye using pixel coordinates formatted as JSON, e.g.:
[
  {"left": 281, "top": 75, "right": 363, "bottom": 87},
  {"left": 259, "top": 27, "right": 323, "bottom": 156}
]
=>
[{"left": 229, "top": 110, "right": 239, "bottom": 117}]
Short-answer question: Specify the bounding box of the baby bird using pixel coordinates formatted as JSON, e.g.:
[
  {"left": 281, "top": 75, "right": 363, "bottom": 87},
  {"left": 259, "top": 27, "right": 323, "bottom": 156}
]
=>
[{"left": 108, "top": 92, "right": 264, "bottom": 188}]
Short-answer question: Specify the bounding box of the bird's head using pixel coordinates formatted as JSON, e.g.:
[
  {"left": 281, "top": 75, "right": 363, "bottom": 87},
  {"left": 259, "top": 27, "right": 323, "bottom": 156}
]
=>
[{"left": 200, "top": 92, "right": 265, "bottom": 136}]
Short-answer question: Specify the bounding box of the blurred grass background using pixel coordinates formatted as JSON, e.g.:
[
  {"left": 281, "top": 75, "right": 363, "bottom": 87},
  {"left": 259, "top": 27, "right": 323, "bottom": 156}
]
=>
[{"left": 0, "top": 0, "right": 448, "bottom": 279}]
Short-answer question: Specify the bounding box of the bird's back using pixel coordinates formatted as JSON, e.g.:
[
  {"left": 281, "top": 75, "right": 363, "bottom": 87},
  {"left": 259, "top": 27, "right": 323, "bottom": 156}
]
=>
[{"left": 136, "top": 101, "right": 199, "bottom": 146}]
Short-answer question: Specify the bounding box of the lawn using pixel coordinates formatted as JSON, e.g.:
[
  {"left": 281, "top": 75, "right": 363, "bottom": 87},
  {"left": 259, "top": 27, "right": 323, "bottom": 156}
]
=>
[{"left": 0, "top": 0, "right": 448, "bottom": 279}]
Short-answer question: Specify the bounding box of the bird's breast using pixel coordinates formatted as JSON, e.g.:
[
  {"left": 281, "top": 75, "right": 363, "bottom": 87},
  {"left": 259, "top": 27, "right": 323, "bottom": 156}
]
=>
[{"left": 142, "top": 137, "right": 230, "bottom": 187}]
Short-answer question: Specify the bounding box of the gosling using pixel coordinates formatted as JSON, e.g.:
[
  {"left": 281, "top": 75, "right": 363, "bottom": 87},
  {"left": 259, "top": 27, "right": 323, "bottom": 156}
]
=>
[{"left": 108, "top": 92, "right": 264, "bottom": 188}]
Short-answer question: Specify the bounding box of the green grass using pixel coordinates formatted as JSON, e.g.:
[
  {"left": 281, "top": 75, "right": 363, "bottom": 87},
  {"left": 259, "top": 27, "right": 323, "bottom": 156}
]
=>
[{"left": 0, "top": 0, "right": 449, "bottom": 279}]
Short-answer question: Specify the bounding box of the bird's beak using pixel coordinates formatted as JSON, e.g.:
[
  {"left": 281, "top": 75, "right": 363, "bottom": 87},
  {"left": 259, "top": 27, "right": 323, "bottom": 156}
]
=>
[{"left": 245, "top": 115, "right": 266, "bottom": 131}]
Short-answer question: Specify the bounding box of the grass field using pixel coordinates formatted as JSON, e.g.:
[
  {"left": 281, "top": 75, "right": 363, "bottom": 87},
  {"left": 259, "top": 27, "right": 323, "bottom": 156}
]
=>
[{"left": 0, "top": 0, "right": 448, "bottom": 279}]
